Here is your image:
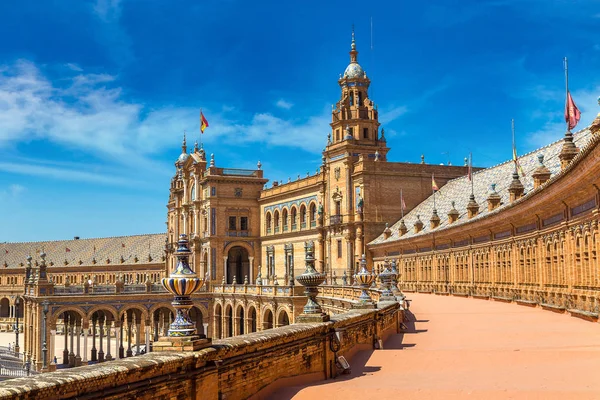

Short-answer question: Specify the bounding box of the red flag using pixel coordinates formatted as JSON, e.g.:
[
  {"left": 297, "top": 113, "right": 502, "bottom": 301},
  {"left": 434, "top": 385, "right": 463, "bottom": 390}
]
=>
[
  {"left": 565, "top": 91, "right": 581, "bottom": 131},
  {"left": 200, "top": 111, "right": 209, "bottom": 133},
  {"left": 401, "top": 193, "right": 406, "bottom": 210},
  {"left": 65, "top": 247, "right": 71, "bottom": 252}
]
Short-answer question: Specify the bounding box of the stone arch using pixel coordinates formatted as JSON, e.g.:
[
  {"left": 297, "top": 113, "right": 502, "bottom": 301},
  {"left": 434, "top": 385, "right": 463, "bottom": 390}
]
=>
[
  {"left": 274, "top": 209, "right": 280, "bottom": 231},
  {"left": 265, "top": 211, "right": 273, "bottom": 234},
  {"left": 234, "top": 303, "right": 245, "bottom": 336},
  {"left": 0, "top": 297, "right": 9, "bottom": 318},
  {"left": 213, "top": 303, "right": 222, "bottom": 339},
  {"left": 276, "top": 307, "right": 291, "bottom": 327},
  {"left": 118, "top": 305, "right": 148, "bottom": 322},
  {"left": 224, "top": 303, "right": 233, "bottom": 338},
  {"left": 226, "top": 245, "right": 251, "bottom": 284},
  {"left": 189, "top": 305, "right": 205, "bottom": 337},
  {"left": 281, "top": 207, "right": 289, "bottom": 231},
  {"left": 247, "top": 305, "right": 258, "bottom": 333},
  {"left": 148, "top": 302, "right": 176, "bottom": 317},
  {"left": 290, "top": 205, "right": 298, "bottom": 230},
  {"left": 262, "top": 307, "right": 274, "bottom": 330},
  {"left": 51, "top": 306, "right": 86, "bottom": 323},
  {"left": 86, "top": 305, "right": 119, "bottom": 325}
]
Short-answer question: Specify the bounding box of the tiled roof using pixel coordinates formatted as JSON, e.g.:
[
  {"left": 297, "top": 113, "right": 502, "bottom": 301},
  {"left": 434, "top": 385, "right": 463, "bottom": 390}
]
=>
[
  {"left": 370, "top": 126, "right": 594, "bottom": 245},
  {"left": 1, "top": 233, "right": 166, "bottom": 269}
]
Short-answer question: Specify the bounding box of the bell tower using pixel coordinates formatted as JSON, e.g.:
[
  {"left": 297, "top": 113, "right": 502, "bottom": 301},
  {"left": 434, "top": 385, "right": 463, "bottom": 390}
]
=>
[{"left": 327, "top": 29, "right": 387, "bottom": 158}]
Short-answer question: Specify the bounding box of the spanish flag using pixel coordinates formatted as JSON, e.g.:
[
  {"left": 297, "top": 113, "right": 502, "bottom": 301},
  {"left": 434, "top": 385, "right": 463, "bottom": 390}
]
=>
[
  {"left": 200, "top": 111, "right": 209, "bottom": 134},
  {"left": 432, "top": 174, "right": 439, "bottom": 192}
]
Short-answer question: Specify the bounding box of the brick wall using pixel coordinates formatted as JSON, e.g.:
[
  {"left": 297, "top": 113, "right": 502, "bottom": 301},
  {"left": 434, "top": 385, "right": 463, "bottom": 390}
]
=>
[{"left": 0, "top": 303, "right": 401, "bottom": 400}]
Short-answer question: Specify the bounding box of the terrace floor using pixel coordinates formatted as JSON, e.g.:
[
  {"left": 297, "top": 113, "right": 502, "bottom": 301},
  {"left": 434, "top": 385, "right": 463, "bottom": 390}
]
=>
[{"left": 271, "top": 293, "right": 600, "bottom": 400}]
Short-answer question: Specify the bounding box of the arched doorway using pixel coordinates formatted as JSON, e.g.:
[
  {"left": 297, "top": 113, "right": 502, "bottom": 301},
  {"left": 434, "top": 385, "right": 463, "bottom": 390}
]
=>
[
  {"left": 227, "top": 246, "right": 250, "bottom": 284},
  {"left": 263, "top": 309, "right": 274, "bottom": 330},
  {"left": 277, "top": 310, "right": 290, "bottom": 327},
  {"left": 213, "top": 304, "right": 222, "bottom": 339},
  {"left": 0, "top": 298, "right": 9, "bottom": 318},
  {"left": 235, "top": 305, "right": 245, "bottom": 336},
  {"left": 225, "top": 305, "right": 233, "bottom": 338},
  {"left": 248, "top": 306, "right": 257, "bottom": 333},
  {"left": 190, "top": 306, "right": 205, "bottom": 337}
]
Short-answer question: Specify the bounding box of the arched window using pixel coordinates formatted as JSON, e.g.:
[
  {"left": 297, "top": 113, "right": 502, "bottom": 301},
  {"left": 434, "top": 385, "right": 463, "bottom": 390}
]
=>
[
  {"left": 349, "top": 92, "right": 354, "bottom": 106},
  {"left": 274, "top": 210, "right": 280, "bottom": 233},
  {"left": 309, "top": 203, "right": 316, "bottom": 227},
  {"left": 282, "top": 209, "right": 289, "bottom": 232},
  {"left": 266, "top": 212, "right": 272, "bottom": 234},
  {"left": 358, "top": 91, "right": 363, "bottom": 106},
  {"left": 291, "top": 207, "right": 297, "bottom": 230},
  {"left": 300, "top": 205, "right": 307, "bottom": 229},
  {"left": 190, "top": 184, "right": 195, "bottom": 202}
]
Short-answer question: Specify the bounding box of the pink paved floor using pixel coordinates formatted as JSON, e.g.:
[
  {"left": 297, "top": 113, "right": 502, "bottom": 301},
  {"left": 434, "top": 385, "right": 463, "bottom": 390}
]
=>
[{"left": 270, "top": 293, "right": 600, "bottom": 400}]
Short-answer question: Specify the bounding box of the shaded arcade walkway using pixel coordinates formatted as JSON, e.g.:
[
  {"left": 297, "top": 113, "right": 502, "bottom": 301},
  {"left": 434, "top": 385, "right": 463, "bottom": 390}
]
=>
[{"left": 272, "top": 293, "right": 600, "bottom": 400}]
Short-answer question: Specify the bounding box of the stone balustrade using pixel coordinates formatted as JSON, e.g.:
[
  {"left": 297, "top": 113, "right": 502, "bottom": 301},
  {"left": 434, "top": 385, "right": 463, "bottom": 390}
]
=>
[{"left": 0, "top": 302, "right": 402, "bottom": 400}]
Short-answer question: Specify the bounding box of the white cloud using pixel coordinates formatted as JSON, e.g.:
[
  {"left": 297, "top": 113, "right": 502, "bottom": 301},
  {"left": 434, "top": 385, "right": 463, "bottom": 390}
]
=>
[
  {"left": 380, "top": 105, "right": 408, "bottom": 125},
  {"left": 0, "top": 60, "right": 333, "bottom": 182},
  {"left": 275, "top": 99, "right": 293, "bottom": 110},
  {"left": 0, "top": 184, "right": 26, "bottom": 201}
]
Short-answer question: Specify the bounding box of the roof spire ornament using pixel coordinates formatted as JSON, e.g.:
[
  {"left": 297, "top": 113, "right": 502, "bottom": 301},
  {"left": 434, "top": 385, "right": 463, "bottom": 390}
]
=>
[
  {"left": 182, "top": 130, "right": 187, "bottom": 153},
  {"left": 351, "top": 24, "right": 356, "bottom": 51}
]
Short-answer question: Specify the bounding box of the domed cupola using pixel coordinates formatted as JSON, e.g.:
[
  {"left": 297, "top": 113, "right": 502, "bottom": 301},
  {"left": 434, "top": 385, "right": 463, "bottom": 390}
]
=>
[
  {"left": 342, "top": 29, "right": 366, "bottom": 79},
  {"left": 176, "top": 132, "right": 190, "bottom": 166}
]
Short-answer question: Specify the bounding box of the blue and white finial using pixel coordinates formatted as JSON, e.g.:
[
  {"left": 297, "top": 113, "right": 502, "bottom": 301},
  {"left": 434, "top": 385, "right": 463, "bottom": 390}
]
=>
[{"left": 351, "top": 24, "right": 356, "bottom": 50}]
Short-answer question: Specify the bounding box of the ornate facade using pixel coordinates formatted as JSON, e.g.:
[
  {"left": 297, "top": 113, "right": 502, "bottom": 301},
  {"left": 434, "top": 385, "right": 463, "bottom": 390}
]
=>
[
  {"left": 2, "top": 31, "right": 599, "bottom": 379},
  {"left": 370, "top": 113, "right": 600, "bottom": 318}
]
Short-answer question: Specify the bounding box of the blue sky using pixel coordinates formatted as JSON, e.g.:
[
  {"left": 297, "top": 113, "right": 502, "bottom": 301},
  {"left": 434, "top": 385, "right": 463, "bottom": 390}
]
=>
[{"left": 1, "top": 0, "right": 599, "bottom": 242}]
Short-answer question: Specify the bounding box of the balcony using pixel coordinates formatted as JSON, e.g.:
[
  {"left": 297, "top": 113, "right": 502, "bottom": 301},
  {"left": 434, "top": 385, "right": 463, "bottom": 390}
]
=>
[
  {"left": 301, "top": 222, "right": 306, "bottom": 229},
  {"left": 227, "top": 231, "right": 250, "bottom": 237},
  {"left": 330, "top": 215, "right": 343, "bottom": 225},
  {"left": 283, "top": 225, "right": 288, "bottom": 232},
  {"left": 291, "top": 223, "right": 297, "bottom": 231},
  {"left": 274, "top": 227, "right": 280, "bottom": 234},
  {"left": 310, "top": 221, "right": 317, "bottom": 228},
  {"left": 267, "top": 228, "right": 272, "bottom": 235}
]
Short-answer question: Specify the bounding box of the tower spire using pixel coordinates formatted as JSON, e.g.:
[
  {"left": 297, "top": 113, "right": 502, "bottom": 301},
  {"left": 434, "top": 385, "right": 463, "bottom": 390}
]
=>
[
  {"left": 182, "top": 130, "right": 187, "bottom": 154},
  {"left": 350, "top": 25, "right": 358, "bottom": 63}
]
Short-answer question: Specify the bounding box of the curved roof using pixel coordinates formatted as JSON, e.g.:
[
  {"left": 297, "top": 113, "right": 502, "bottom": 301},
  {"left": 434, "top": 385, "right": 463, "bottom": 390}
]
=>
[
  {"left": 1, "top": 233, "right": 166, "bottom": 269},
  {"left": 370, "top": 125, "right": 594, "bottom": 246}
]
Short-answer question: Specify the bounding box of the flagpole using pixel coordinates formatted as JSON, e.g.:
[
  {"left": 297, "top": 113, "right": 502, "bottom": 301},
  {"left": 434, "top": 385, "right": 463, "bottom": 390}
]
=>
[
  {"left": 470, "top": 152, "right": 474, "bottom": 196},
  {"left": 199, "top": 108, "right": 203, "bottom": 148},
  {"left": 512, "top": 118, "right": 517, "bottom": 174},
  {"left": 564, "top": 57, "right": 570, "bottom": 133}
]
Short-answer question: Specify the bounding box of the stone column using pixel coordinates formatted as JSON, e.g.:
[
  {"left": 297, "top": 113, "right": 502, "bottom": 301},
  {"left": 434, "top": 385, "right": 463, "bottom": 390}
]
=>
[
  {"left": 119, "top": 319, "right": 124, "bottom": 358},
  {"left": 135, "top": 321, "right": 141, "bottom": 355},
  {"left": 63, "top": 316, "right": 69, "bottom": 365},
  {"left": 98, "top": 317, "right": 104, "bottom": 362},
  {"left": 69, "top": 318, "right": 75, "bottom": 367},
  {"left": 82, "top": 325, "right": 88, "bottom": 364},
  {"left": 126, "top": 315, "right": 133, "bottom": 357},
  {"left": 248, "top": 256, "right": 254, "bottom": 284},
  {"left": 145, "top": 320, "right": 151, "bottom": 353},
  {"left": 75, "top": 321, "right": 81, "bottom": 366},
  {"left": 105, "top": 321, "right": 112, "bottom": 361},
  {"left": 115, "top": 322, "right": 121, "bottom": 360},
  {"left": 91, "top": 318, "right": 97, "bottom": 362},
  {"left": 49, "top": 329, "right": 56, "bottom": 367}
]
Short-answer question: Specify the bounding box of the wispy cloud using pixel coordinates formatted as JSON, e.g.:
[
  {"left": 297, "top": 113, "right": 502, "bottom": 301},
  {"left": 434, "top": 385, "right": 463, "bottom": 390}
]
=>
[
  {"left": 275, "top": 99, "right": 293, "bottom": 110},
  {"left": 0, "top": 60, "right": 333, "bottom": 182},
  {"left": 0, "top": 161, "right": 132, "bottom": 186},
  {"left": 380, "top": 105, "right": 408, "bottom": 125},
  {"left": 0, "top": 184, "right": 26, "bottom": 200},
  {"left": 91, "top": 0, "right": 132, "bottom": 65}
]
